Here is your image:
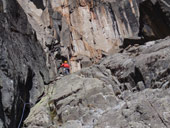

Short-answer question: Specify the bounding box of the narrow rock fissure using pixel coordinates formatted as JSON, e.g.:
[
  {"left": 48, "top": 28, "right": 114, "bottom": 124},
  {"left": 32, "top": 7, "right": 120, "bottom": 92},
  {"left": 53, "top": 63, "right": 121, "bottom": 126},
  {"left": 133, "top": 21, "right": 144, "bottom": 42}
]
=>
[
  {"left": 108, "top": 3, "right": 120, "bottom": 36},
  {"left": 53, "top": 88, "right": 82, "bottom": 105},
  {"left": 122, "top": 37, "right": 145, "bottom": 48},
  {"left": 15, "top": 68, "right": 34, "bottom": 128},
  {"left": 133, "top": 67, "right": 145, "bottom": 86}
]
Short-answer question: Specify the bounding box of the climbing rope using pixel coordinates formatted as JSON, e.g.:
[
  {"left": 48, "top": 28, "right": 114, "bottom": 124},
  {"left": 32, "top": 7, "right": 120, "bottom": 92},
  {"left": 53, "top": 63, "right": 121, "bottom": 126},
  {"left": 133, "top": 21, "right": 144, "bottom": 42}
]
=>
[{"left": 17, "top": 97, "right": 30, "bottom": 128}]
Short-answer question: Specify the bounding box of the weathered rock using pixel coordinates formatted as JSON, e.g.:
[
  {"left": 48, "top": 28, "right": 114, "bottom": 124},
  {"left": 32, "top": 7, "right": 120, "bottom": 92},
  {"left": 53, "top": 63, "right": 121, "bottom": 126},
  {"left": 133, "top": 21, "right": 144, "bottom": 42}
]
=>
[
  {"left": 16, "top": 0, "right": 170, "bottom": 73},
  {"left": 24, "top": 74, "right": 170, "bottom": 128},
  {"left": 101, "top": 37, "right": 170, "bottom": 89},
  {"left": 24, "top": 37, "right": 170, "bottom": 128},
  {"left": 0, "top": 0, "right": 49, "bottom": 127},
  {"left": 1, "top": 0, "right": 170, "bottom": 127},
  {"left": 24, "top": 74, "right": 118, "bottom": 127}
]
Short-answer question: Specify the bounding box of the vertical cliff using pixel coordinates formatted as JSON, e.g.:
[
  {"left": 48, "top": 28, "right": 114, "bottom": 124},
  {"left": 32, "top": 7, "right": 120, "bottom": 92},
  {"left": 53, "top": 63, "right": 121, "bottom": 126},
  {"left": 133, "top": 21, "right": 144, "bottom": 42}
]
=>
[
  {"left": 0, "top": 0, "right": 49, "bottom": 127},
  {"left": 17, "top": 0, "right": 170, "bottom": 74}
]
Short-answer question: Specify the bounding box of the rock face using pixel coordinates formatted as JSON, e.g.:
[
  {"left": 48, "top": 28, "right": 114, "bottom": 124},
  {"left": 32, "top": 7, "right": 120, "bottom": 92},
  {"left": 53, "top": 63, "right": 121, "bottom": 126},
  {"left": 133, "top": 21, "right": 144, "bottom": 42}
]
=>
[
  {"left": 0, "top": 0, "right": 170, "bottom": 128},
  {"left": 17, "top": 0, "right": 170, "bottom": 73},
  {"left": 0, "top": 0, "right": 49, "bottom": 127},
  {"left": 24, "top": 37, "right": 170, "bottom": 128}
]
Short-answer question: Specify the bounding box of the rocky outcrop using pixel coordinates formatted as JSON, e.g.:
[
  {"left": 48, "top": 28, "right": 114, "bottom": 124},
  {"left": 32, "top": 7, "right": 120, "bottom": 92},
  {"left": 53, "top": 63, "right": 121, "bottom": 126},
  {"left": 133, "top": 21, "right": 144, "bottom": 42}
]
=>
[
  {"left": 0, "top": 0, "right": 49, "bottom": 127},
  {"left": 24, "top": 37, "right": 170, "bottom": 128},
  {"left": 17, "top": 0, "right": 170, "bottom": 73}
]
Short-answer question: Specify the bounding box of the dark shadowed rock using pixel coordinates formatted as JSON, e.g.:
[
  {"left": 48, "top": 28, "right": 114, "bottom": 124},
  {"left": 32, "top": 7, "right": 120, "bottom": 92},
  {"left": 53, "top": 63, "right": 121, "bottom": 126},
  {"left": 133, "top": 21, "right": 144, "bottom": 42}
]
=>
[{"left": 0, "top": 0, "right": 49, "bottom": 127}]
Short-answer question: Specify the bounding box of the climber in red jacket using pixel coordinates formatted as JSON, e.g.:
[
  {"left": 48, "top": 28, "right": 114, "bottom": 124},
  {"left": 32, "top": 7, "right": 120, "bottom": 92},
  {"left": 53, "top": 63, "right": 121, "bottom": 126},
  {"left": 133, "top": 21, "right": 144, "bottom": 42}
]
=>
[{"left": 60, "top": 60, "right": 70, "bottom": 75}]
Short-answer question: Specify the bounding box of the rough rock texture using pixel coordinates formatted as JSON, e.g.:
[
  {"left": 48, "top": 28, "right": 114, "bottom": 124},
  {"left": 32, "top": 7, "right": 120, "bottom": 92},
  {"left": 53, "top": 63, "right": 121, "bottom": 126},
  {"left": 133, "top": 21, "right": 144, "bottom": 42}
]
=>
[
  {"left": 0, "top": 0, "right": 170, "bottom": 128},
  {"left": 24, "top": 37, "right": 170, "bottom": 128},
  {"left": 0, "top": 0, "right": 49, "bottom": 127},
  {"left": 17, "top": 0, "right": 170, "bottom": 73}
]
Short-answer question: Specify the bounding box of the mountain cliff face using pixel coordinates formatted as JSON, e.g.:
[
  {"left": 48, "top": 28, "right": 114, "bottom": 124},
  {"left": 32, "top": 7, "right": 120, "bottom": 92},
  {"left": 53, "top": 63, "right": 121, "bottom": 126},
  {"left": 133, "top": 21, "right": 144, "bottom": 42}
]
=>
[
  {"left": 17, "top": 0, "right": 170, "bottom": 73},
  {"left": 0, "top": 0, "right": 170, "bottom": 128}
]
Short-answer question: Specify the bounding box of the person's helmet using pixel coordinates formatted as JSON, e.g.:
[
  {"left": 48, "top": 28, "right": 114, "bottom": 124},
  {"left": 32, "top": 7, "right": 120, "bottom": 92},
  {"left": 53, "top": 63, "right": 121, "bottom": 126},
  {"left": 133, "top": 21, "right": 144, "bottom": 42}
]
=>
[{"left": 64, "top": 60, "right": 67, "bottom": 63}]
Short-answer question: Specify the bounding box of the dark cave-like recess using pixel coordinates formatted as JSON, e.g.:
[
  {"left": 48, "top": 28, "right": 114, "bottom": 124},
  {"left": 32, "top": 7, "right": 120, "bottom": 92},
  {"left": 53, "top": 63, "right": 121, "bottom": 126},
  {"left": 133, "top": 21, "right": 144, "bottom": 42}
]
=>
[
  {"left": 30, "top": 0, "right": 45, "bottom": 10},
  {"left": 138, "top": 0, "right": 170, "bottom": 41},
  {"left": 13, "top": 68, "right": 34, "bottom": 128},
  {"left": 122, "top": 0, "right": 170, "bottom": 48}
]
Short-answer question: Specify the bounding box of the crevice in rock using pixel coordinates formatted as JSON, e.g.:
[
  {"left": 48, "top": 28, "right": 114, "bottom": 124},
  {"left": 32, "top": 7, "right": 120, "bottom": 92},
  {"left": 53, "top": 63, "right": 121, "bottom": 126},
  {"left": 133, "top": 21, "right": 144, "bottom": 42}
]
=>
[
  {"left": 135, "top": 67, "right": 145, "bottom": 85},
  {"left": 18, "top": 68, "right": 34, "bottom": 127},
  {"left": 130, "top": 67, "right": 145, "bottom": 86},
  {"left": 25, "top": 68, "right": 34, "bottom": 91},
  {"left": 108, "top": 3, "right": 120, "bottom": 36},
  {"left": 53, "top": 88, "right": 82, "bottom": 105},
  {"left": 121, "top": 37, "right": 145, "bottom": 48},
  {"left": 12, "top": 68, "right": 34, "bottom": 128},
  {"left": 35, "top": 92, "right": 45, "bottom": 104}
]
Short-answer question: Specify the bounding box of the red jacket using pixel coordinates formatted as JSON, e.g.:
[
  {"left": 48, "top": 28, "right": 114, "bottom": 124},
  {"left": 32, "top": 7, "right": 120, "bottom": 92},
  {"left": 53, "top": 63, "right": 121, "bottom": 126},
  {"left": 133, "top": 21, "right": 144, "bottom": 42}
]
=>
[{"left": 61, "top": 63, "right": 70, "bottom": 68}]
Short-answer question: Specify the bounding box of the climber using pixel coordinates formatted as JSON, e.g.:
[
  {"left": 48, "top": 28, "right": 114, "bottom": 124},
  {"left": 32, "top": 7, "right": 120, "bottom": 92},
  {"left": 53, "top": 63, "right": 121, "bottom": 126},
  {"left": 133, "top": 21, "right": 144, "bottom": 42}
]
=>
[{"left": 60, "top": 60, "right": 70, "bottom": 75}]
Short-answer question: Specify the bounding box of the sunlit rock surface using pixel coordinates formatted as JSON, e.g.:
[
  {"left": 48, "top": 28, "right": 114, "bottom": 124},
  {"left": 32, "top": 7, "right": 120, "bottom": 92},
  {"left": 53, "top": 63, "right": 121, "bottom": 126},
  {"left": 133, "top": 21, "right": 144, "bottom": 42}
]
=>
[
  {"left": 24, "top": 37, "right": 170, "bottom": 128},
  {"left": 0, "top": 0, "right": 170, "bottom": 127},
  {"left": 17, "top": 0, "right": 170, "bottom": 73}
]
